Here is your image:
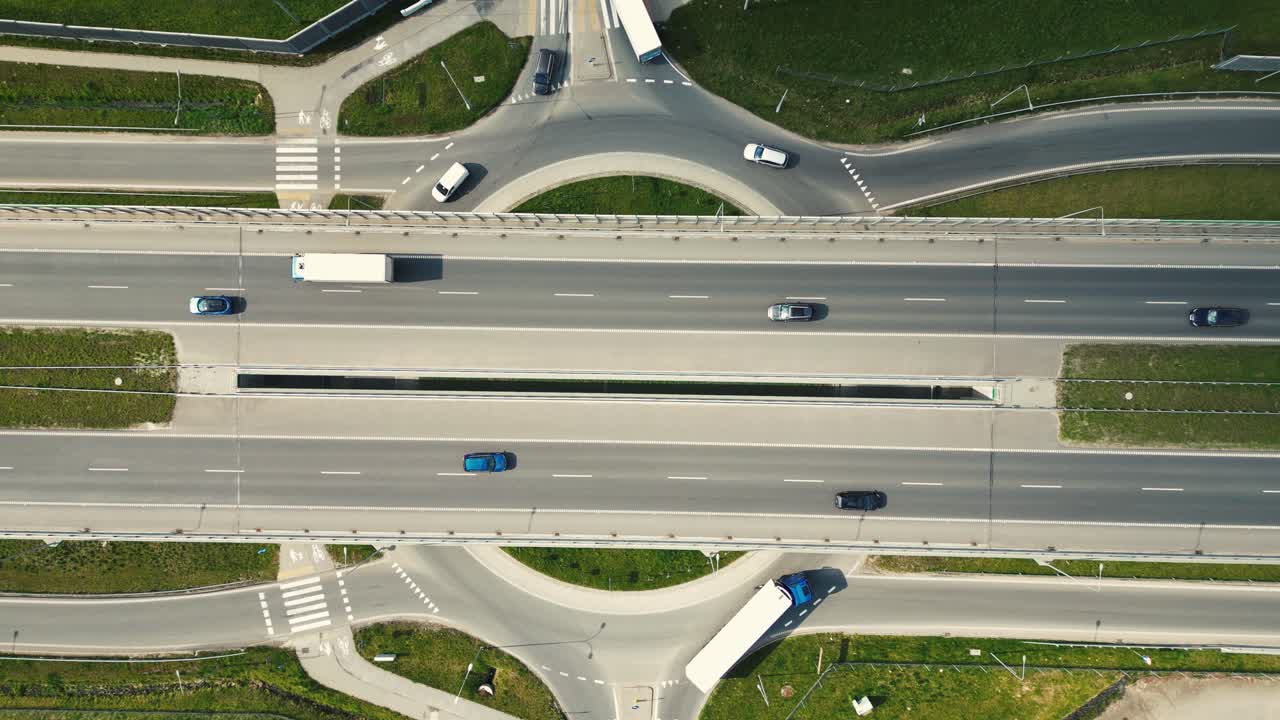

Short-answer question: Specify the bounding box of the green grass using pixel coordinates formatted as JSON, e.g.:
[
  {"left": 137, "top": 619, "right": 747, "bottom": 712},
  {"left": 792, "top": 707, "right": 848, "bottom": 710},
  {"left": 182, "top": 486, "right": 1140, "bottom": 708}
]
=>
[
  {"left": 872, "top": 555, "right": 1280, "bottom": 582},
  {"left": 512, "top": 176, "right": 745, "bottom": 216},
  {"left": 905, "top": 166, "right": 1280, "bottom": 220},
  {"left": 664, "top": 0, "right": 1280, "bottom": 143},
  {"left": 0, "top": 190, "right": 279, "bottom": 207},
  {"left": 1056, "top": 344, "right": 1280, "bottom": 449},
  {"left": 502, "top": 548, "right": 745, "bottom": 591},
  {"left": 0, "top": 647, "right": 409, "bottom": 720},
  {"left": 0, "top": 62, "right": 274, "bottom": 134},
  {"left": 0, "top": 327, "right": 177, "bottom": 429},
  {"left": 355, "top": 622, "right": 565, "bottom": 720},
  {"left": 0, "top": 0, "right": 348, "bottom": 39},
  {"left": 702, "top": 633, "right": 1280, "bottom": 720},
  {"left": 0, "top": 1, "right": 413, "bottom": 67},
  {"left": 340, "top": 22, "right": 530, "bottom": 136},
  {"left": 326, "top": 544, "right": 380, "bottom": 567},
  {"left": 327, "top": 194, "right": 386, "bottom": 210},
  {"left": 0, "top": 540, "right": 278, "bottom": 593}
]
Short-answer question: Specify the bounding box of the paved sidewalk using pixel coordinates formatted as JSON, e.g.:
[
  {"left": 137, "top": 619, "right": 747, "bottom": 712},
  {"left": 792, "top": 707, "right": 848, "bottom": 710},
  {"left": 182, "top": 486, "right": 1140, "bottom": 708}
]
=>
[
  {"left": 279, "top": 541, "right": 336, "bottom": 581},
  {"left": 296, "top": 625, "right": 521, "bottom": 720},
  {"left": 467, "top": 545, "right": 783, "bottom": 614}
]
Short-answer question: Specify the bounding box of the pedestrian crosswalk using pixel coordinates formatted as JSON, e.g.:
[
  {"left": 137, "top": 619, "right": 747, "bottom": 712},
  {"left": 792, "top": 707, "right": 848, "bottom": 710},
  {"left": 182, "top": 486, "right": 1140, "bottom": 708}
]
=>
[
  {"left": 537, "top": 0, "right": 568, "bottom": 35},
  {"left": 276, "top": 137, "right": 319, "bottom": 191},
  {"left": 278, "top": 575, "right": 333, "bottom": 634}
]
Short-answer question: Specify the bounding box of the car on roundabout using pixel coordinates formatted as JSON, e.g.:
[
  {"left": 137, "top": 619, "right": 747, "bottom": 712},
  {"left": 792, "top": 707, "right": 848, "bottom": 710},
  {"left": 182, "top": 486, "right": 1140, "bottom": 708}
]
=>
[{"left": 743, "top": 143, "right": 789, "bottom": 168}]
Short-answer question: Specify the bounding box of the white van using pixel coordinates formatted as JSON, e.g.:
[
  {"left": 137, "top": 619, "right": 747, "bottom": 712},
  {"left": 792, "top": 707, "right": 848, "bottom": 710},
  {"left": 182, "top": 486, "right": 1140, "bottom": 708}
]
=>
[{"left": 432, "top": 162, "right": 470, "bottom": 202}]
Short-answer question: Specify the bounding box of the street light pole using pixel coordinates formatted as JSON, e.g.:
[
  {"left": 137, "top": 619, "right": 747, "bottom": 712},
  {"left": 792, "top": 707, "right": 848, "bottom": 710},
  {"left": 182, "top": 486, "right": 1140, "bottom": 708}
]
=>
[
  {"left": 454, "top": 662, "right": 474, "bottom": 704},
  {"left": 440, "top": 61, "right": 472, "bottom": 111}
]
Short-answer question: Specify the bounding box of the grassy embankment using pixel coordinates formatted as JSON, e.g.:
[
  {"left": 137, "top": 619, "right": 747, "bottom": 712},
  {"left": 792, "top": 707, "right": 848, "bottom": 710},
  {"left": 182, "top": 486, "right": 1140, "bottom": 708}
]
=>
[
  {"left": 0, "top": 648, "right": 409, "bottom": 719},
  {"left": 0, "top": 190, "right": 279, "bottom": 207},
  {"left": 512, "top": 176, "right": 745, "bottom": 216},
  {"left": 873, "top": 555, "right": 1280, "bottom": 582},
  {"left": 0, "top": 540, "right": 278, "bottom": 593},
  {"left": 701, "top": 633, "right": 1280, "bottom": 720},
  {"left": 664, "top": 0, "right": 1280, "bottom": 143},
  {"left": 328, "top": 194, "right": 387, "bottom": 210},
  {"left": 904, "top": 166, "right": 1280, "bottom": 220},
  {"left": 1058, "top": 344, "right": 1280, "bottom": 449},
  {"left": 340, "top": 22, "right": 530, "bottom": 136},
  {"left": 0, "top": 327, "right": 177, "bottom": 429},
  {"left": 0, "top": 0, "right": 348, "bottom": 39},
  {"left": 503, "top": 548, "right": 745, "bottom": 591},
  {"left": 356, "top": 622, "right": 565, "bottom": 720},
  {"left": 0, "top": 62, "right": 274, "bottom": 134}
]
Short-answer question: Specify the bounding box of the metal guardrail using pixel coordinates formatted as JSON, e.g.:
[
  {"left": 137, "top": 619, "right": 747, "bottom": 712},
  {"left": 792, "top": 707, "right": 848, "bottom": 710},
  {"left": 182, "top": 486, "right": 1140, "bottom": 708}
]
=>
[
  {"left": 0, "top": 0, "right": 391, "bottom": 55},
  {"left": 3, "top": 205, "right": 1280, "bottom": 238},
  {"left": 1216, "top": 55, "right": 1280, "bottom": 72}
]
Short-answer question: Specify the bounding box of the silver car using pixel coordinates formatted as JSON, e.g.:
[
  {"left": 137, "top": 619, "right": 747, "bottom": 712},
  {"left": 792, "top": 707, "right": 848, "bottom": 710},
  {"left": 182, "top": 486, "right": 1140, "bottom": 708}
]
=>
[
  {"left": 767, "top": 303, "right": 814, "bottom": 321},
  {"left": 743, "top": 143, "right": 788, "bottom": 168}
]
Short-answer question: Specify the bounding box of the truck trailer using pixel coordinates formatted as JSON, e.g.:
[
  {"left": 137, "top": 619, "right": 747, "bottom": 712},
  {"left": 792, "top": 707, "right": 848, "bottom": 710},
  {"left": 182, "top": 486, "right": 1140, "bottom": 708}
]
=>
[
  {"left": 614, "top": 0, "right": 663, "bottom": 63},
  {"left": 684, "top": 573, "right": 813, "bottom": 693},
  {"left": 290, "top": 253, "right": 394, "bottom": 283}
]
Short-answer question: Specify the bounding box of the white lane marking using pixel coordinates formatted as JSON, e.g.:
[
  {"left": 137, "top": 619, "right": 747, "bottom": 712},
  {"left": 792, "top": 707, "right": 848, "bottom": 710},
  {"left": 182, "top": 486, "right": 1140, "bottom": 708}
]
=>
[
  {"left": 445, "top": 142, "right": 455, "bottom": 150},
  {"left": 1263, "top": 490, "right": 1280, "bottom": 494},
  {"left": 204, "top": 287, "right": 245, "bottom": 292},
  {"left": 274, "top": 183, "right": 318, "bottom": 190},
  {"left": 1268, "top": 303, "right": 1280, "bottom": 306},
  {"left": 1142, "top": 486, "right": 1184, "bottom": 492},
  {"left": 204, "top": 469, "right": 244, "bottom": 473},
  {"left": 437, "top": 472, "right": 470, "bottom": 476},
  {"left": 904, "top": 297, "right": 947, "bottom": 302},
  {"left": 281, "top": 587, "right": 323, "bottom": 600},
  {"left": 783, "top": 478, "right": 825, "bottom": 483},
  {"left": 321, "top": 289, "right": 362, "bottom": 293},
  {"left": 401, "top": 177, "right": 412, "bottom": 185},
  {"left": 275, "top": 146, "right": 319, "bottom": 153},
  {"left": 278, "top": 138, "right": 319, "bottom": 145},
  {"left": 554, "top": 293, "right": 595, "bottom": 297},
  {"left": 0, "top": 283, "right": 14, "bottom": 287},
  {"left": 0, "top": 466, "right": 12, "bottom": 470},
  {"left": 553, "top": 474, "right": 593, "bottom": 478},
  {"left": 87, "top": 467, "right": 128, "bottom": 472},
  {"left": 902, "top": 481, "right": 944, "bottom": 486},
  {"left": 430, "top": 152, "right": 440, "bottom": 161},
  {"left": 279, "top": 576, "right": 321, "bottom": 590},
  {"left": 644, "top": 79, "right": 655, "bottom": 84},
  {"left": 285, "top": 602, "right": 328, "bottom": 615},
  {"left": 87, "top": 285, "right": 128, "bottom": 289},
  {"left": 559, "top": 671, "right": 569, "bottom": 677},
  {"left": 626, "top": 78, "right": 637, "bottom": 83},
  {"left": 1020, "top": 484, "right": 1062, "bottom": 489},
  {"left": 274, "top": 165, "right": 318, "bottom": 171},
  {"left": 785, "top": 296, "right": 827, "bottom": 300},
  {"left": 594, "top": 679, "right": 606, "bottom": 685},
  {"left": 1145, "top": 301, "right": 1188, "bottom": 305},
  {"left": 1024, "top": 299, "right": 1067, "bottom": 304},
  {"left": 578, "top": 675, "right": 588, "bottom": 681},
  {"left": 288, "top": 615, "right": 331, "bottom": 629},
  {"left": 438, "top": 291, "right": 479, "bottom": 295},
  {"left": 321, "top": 470, "right": 362, "bottom": 475},
  {"left": 415, "top": 164, "right": 425, "bottom": 173},
  {"left": 275, "top": 156, "right": 318, "bottom": 163},
  {"left": 667, "top": 475, "right": 708, "bottom": 480},
  {"left": 668, "top": 295, "right": 710, "bottom": 299}
]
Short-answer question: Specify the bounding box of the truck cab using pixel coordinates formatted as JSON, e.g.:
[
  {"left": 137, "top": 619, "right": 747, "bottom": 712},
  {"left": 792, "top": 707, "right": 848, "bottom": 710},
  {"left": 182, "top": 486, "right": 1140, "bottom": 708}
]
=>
[{"left": 778, "top": 572, "right": 813, "bottom": 606}]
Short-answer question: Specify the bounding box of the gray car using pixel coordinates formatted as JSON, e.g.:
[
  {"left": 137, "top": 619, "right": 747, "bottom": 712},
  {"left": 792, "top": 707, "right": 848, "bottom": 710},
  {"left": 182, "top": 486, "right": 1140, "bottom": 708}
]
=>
[{"left": 767, "top": 303, "right": 814, "bottom": 321}]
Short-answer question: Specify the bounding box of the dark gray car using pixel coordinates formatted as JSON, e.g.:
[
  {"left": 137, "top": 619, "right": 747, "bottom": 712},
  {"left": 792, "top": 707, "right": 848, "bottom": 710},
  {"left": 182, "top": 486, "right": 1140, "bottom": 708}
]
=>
[
  {"left": 834, "top": 490, "right": 887, "bottom": 511},
  {"left": 533, "top": 49, "right": 558, "bottom": 95}
]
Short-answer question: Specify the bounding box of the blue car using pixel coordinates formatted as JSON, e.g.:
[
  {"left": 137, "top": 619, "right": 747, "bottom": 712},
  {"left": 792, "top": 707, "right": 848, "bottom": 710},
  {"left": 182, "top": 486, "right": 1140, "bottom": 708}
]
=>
[
  {"left": 189, "top": 296, "right": 234, "bottom": 315},
  {"left": 463, "top": 452, "right": 510, "bottom": 473}
]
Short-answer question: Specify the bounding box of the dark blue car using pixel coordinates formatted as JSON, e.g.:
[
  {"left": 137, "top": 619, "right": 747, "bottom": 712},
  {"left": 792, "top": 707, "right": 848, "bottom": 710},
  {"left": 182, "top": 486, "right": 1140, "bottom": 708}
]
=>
[
  {"left": 189, "top": 296, "right": 234, "bottom": 315},
  {"left": 463, "top": 452, "right": 510, "bottom": 473}
]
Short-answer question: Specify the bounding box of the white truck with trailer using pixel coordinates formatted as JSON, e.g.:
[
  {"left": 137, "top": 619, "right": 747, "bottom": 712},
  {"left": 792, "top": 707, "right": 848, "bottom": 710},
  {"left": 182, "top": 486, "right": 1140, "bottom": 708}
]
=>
[{"left": 290, "top": 253, "right": 394, "bottom": 283}]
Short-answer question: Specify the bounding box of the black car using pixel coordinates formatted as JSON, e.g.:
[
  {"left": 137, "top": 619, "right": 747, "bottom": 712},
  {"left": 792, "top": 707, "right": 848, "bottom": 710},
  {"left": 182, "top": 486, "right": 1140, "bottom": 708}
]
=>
[
  {"left": 834, "top": 490, "right": 887, "bottom": 511},
  {"left": 532, "top": 48, "right": 558, "bottom": 95},
  {"left": 1188, "top": 307, "right": 1248, "bottom": 328}
]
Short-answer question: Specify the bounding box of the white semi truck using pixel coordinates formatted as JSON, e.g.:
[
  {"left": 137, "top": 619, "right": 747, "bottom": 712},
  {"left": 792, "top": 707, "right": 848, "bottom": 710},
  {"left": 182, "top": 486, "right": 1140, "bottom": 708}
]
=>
[
  {"left": 684, "top": 573, "right": 813, "bottom": 693},
  {"left": 290, "top": 253, "right": 394, "bottom": 283}
]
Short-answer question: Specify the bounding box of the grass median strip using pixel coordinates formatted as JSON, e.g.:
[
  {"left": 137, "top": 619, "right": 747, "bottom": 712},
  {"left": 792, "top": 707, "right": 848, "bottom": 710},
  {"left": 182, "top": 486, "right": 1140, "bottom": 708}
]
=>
[
  {"left": 903, "top": 166, "right": 1280, "bottom": 220},
  {"left": 0, "top": 0, "right": 348, "bottom": 39},
  {"left": 0, "top": 327, "right": 177, "bottom": 429},
  {"left": 702, "top": 633, "right": 1280, "bottom": 720},
  {"left": 664, "top": 0, "right": 1278, "bottom": 143},
  {"left": 0, "top": 647, "right": 408, "bottom": 719},
  {"left": 327, "top": 193, "right": 386, "bottom": 210},
  {"left": 0, "top": 62, "right": 274, "bottom": 134},
  {"left": 1057, "top": 343, "right": 1280, "bottom": 449},
  {"left": 871, "top": 555, "right": 1280, "bottom": 582},
  {"left": 0, "top": 540, "right": 278, "bottom": 593},
  {"left": 340, "top": 22, "right": 530, "bottom": 136},
  {"left": 355, "top": 622, "right": 565, "bottom": 720},
  {"left": 503, "top": 548, "right": 745, "bottom": 591},
  {"left": 512, "top": 176, "right": 745, "bottom": 216},
  {"left": 0, "top": 189, "right": 279, "bottom": 207}
]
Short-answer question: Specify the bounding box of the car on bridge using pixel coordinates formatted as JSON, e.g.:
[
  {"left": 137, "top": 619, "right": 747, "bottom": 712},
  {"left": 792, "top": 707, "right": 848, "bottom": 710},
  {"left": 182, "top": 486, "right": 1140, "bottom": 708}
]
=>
[
  {"left": 1188, "top": 307, "right": 1248, "bottom": 328},
  {"left": 743, "top": 143, "right": 789, "bottom": 168},
  {"left": 188, "top": 296, "right": 234, "bottom": 315},
  {"left": 835, "top": 490, "right": 887, "bottom": 511},
  {"left": 767, "top": 302, "right": 814, "bottom": 321},
  {"left": 463, "top": 452, "right": 511, "bottom": 473}
]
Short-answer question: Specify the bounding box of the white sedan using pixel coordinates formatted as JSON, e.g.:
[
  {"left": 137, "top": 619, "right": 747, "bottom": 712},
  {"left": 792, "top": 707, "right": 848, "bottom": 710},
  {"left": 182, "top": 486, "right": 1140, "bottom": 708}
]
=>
[{"left": 743, "top": 143, "right": 789, "bottom": 168}]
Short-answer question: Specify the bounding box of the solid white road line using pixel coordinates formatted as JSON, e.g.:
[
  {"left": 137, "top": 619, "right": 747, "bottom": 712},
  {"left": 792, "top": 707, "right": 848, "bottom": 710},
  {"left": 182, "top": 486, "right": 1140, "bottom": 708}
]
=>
[
  {"left": 320, "top": 471, "right": 362, "bottom": 475},
  {"left": 87, "top": 467, "right": 128, "bottom": 472},
  {"left": 1142, "top": 487, "right": 1185, "bottom": 492},
  {"left": 1024, "top": 299, "right": 1067, "bottom": 304},
  {"left": 904, "top": 297, "right": 947, "bottom": 302},
  {"left": 321, "top": 289, "right": 362, "bottom": 293},
  {"left": 1145, "top": 301, "right": 1188, "bottom": 305},
  {"left": 438, "top": 291, "right": 479, "bottom": 295},
  {"left": 668, "top": 295, "right": 710, "bottom": 299},
  {"left": 552, "top": 474, "right": 593, "bottom": 478},
  {"left": 204, "top": 469, "right": 244, "bottom": 473},
  {"left": 667, "top": 475, "right": 707, "bottom": 480},
  {"left": 1020, "top": 484, "right": 1062, "bottom": 489},
  {"left": 87, "top": 285, "right": 128, "bottom": 289},
  {"left": 902, "top": 481, "right": 944, "bottom": 486},
  {"left": 279, "top": 576, "right": 321, "bottom": 590},
  {"left": 783, "top": 478, "right": 826, "bottom": 483},
  {"left": 554, "top": 293, "right": 595, "bottom": 297}
]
